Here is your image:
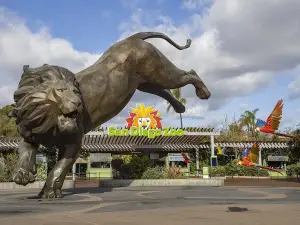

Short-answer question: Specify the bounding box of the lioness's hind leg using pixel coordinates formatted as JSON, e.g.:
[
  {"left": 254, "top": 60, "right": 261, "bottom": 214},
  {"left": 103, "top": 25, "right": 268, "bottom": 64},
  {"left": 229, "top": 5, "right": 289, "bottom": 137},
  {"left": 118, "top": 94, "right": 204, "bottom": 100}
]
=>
[
  {"left": 152, "top": 68, "right": 211, "bottom": 100},
  {"left": 135, "top": 41, "right": 211, "bottom": 99},
  {"left": 13, "top": 139, "right": 38, "bottom": 186},
  {"left": 187, "top": 69, "right": 211, "bottom": 100}
]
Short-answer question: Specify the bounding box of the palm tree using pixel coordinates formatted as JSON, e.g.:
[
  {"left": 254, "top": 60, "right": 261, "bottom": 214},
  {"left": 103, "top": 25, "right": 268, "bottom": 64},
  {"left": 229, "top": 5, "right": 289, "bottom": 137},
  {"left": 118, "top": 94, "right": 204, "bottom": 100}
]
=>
[
  {"left": 239, "top": 108, "right": 259, "bottom": 137},
  {"left": 166, "top": 88, "right": 186, "bottom": 129}
]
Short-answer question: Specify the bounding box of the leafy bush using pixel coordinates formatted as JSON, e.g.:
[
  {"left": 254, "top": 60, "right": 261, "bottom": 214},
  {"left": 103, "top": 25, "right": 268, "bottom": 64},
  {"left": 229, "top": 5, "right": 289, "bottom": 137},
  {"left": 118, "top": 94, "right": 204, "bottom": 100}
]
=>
[
  {"left": 190, "top": 162, "right": 196, "bottom": 173},
  {"left": 163, "top": 165, "right": 185, "bottom": 179},
  {"left": 141, "top": 166, "right": 163, "bottom": 179},
  {"left": 287, "top": 163, "right": 300, "bottom": 176},
  {"left": 36, "top": 159, "right": 47, "bottom": 181},
  {"left": 120, "top": 164, "right": 134, "bottom": 179},
  {"left": 0, "top": 153, "right": 18, "bottom": 182},
  {"left": 111, "top": 158, "right": 124, "bottom": 170},
  {"left": 0, "top": 152, "right": 49, "bottom": 182},
  {"left": 210, "top": 166, "right": 226, "bottom": 177},
  {"left": 130, "top": 155, "right": 150, "bottom": 179},
  {"left": 209, "top": 163, "right": 270, "bottom": 177}
]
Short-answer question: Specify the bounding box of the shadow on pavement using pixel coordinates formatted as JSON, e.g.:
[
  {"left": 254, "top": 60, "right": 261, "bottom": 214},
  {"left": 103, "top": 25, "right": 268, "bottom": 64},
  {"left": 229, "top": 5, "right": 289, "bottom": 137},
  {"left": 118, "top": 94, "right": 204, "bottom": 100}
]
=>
[
  {"left": 225, "top": 177, "right": 300, "bottom": 187},
  {"left": 63, "top": 187, "right": 114, "bottom": 197}
]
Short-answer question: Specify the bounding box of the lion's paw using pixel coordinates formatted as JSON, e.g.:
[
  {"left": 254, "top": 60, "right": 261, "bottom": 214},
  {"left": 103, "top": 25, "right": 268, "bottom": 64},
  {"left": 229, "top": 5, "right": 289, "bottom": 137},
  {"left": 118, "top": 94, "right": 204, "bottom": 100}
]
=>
[
  {"left": 12, "top": 168, "right": 35, "bottom": 186},
  {"left": 38, "top": 188, "right": 63, "bottom": 199}
]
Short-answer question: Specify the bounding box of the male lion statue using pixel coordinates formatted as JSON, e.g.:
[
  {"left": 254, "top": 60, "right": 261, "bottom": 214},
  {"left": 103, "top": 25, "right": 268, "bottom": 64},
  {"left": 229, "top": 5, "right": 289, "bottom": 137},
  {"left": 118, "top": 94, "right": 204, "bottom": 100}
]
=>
[
  {"left": 11, "top": 31, "right": 211, "bottom": 198},
  {"left": 10, "top": 65, "right": 84, "bottom": 197}
]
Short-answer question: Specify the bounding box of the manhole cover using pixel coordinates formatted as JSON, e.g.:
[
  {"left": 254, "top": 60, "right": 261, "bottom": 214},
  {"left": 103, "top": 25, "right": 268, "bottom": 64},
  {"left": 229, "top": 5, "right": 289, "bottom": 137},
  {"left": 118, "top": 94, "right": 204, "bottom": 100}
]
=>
[{"left": 227, "top": 207, "right": 248, "bottom": 212}]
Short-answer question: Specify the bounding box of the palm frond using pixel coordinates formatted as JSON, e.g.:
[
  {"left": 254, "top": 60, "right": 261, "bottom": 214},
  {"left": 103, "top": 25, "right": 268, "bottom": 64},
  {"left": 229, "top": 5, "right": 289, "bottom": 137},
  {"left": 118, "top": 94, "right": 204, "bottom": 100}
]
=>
[
  {"left": 171, "top": 88, "right": 181, "bottom": 99},
  {"left": 166, "top": 104, "right": 172, "bottom": 113},
  {"left": 180, "top": 98, "right": 187, "bottom": 105}
]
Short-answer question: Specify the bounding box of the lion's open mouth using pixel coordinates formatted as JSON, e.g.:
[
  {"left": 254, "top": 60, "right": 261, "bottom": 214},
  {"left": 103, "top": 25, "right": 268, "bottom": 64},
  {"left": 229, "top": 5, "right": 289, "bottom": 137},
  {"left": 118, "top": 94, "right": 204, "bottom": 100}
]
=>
[{"left": 63, "top": 111, "right": 78, "bottom": 119}]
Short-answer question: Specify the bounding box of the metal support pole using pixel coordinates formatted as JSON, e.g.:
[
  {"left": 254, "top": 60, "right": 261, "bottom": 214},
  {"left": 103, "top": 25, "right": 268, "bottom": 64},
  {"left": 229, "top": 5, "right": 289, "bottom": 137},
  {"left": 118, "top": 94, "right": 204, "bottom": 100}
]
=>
[
  {"left": 210, "top": 135, "right": 215, "bottom": 156},
  {"left": 259, "top": 146, "right": 262, "bottom": 165},
  {"left": 195, "top": 148, "right": 199, "bottom": 177},
  {"left": 72, "top": 163, "right": 76, "bottom": 181}
]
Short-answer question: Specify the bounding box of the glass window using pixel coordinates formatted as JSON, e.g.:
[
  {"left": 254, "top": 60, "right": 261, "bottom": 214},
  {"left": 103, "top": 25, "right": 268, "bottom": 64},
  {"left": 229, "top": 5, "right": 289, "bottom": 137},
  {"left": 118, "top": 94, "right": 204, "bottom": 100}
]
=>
[{"left": 90, "top": 162, "right": 111, "bottom": 168}]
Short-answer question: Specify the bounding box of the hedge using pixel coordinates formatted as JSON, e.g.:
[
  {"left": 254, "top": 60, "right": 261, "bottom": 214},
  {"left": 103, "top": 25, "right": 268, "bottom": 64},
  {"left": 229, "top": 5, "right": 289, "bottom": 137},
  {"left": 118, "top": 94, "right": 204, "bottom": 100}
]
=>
[
  {"left": 209, "top": 164, "right": 270, "bottom": 177},
  {"left": 286, "top": 163, "right": 300, "bottom": 176}
]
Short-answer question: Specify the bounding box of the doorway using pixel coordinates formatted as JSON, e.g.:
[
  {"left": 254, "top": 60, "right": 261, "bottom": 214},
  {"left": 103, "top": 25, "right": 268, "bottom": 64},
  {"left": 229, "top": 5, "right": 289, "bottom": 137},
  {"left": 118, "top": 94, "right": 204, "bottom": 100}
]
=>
[{"left": 76, "top": 163, "right": 87, "bottom": 177}]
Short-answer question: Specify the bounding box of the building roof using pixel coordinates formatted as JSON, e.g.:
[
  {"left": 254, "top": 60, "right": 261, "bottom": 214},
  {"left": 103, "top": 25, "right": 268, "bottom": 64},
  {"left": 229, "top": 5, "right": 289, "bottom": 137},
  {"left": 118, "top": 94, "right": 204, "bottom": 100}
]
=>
[{"left": 0, "top": 135, "right": 289, "bottom": 153}]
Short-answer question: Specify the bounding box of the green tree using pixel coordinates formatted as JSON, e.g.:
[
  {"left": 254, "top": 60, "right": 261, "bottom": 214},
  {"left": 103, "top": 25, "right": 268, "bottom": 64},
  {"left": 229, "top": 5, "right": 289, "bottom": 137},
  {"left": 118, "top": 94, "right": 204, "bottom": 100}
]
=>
[
  {"left": 239, "top": 108, "right": 259, "bottom": 137},
  {"left": 0, "top": 105, "right": 18, "bottom": 137},
  {"left": 43, "top": 147, "right": 58, "bottom": 174},
  {"left": 130, "top": 155, "right": 150, "bottom": 179},
  {"left": 287, "top": 128, "right": 300, "bottom": 165},
  {"left": 166, "top": 88, "right": 186, "bottom": 129}
]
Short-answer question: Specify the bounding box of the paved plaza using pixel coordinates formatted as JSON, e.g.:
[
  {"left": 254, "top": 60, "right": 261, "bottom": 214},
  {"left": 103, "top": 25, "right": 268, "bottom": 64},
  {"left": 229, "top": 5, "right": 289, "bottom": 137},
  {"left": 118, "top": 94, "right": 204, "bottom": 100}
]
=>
[{"left": 0, "top": 186, "right": 300, "bottom": 225}]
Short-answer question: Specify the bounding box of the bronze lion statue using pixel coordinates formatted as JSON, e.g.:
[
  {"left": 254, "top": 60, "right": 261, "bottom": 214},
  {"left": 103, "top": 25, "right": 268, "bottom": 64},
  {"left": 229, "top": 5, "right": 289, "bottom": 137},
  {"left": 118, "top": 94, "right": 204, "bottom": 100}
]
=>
[{"left": 10, "top": 31, "right": 211, "bottom": 198}]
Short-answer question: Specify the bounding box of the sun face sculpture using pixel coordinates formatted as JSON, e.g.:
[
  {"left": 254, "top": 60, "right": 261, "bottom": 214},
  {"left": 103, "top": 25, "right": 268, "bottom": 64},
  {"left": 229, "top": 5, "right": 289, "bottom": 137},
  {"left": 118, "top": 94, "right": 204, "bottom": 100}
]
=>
[{"left": 125, "top": 104, "right": 162, "bottom": 129}]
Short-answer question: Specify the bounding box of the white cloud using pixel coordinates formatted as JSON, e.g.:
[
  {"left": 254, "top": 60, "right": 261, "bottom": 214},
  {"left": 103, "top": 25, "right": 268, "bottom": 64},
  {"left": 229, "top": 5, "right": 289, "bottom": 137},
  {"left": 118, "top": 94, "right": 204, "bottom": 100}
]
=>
[
  {"left": 239, "top": 103, "right": 248, "bottom": 111},
  {"left": 0, "top": 7, "right": 100, "bottom": 105},
  {"left": 2, "top": 1, "right": 300, "bottom": 129},
  {"left": 182, "top": 0, "right": 213, "bottom": 10},
  {"left": 118, "top": 0, "right": 300, "bottom": 125}
]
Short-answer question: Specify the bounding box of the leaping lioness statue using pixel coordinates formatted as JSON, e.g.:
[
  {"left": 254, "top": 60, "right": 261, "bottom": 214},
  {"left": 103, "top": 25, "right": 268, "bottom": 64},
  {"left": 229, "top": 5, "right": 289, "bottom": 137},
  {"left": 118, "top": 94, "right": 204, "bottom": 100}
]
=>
[{"left": 9, "top": 32, "right": 211, "bottom": 198}]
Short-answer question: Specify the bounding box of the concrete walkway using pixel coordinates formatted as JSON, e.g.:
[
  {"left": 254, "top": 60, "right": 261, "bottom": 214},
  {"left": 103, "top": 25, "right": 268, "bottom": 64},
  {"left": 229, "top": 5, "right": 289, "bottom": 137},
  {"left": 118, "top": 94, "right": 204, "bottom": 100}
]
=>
[{"left": 0, "top": 186, "right": 300, "bottom": 225}]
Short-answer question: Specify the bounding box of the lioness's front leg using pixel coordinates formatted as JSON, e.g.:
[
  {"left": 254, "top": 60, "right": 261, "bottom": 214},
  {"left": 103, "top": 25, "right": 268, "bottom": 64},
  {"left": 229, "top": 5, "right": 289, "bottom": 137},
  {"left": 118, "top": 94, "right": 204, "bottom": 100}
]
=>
[
  {"left": 38, "top": 140, "right": 81, "bottom": 199},
  {"left": 13, "top": 139, "right": 38, "bottom": 186}
]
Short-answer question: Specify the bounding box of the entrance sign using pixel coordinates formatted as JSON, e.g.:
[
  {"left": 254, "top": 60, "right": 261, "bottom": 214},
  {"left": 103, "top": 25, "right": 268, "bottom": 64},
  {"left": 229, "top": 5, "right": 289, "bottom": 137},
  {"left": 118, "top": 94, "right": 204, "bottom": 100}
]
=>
[
  {"left": 108, "top": 104, "right": 184, "bottom": 139},
  {"left": 168, "top": 153, "right": 185, "bottom": 162},
  {"left": 108, "top": 126, "right": 183, "bottom": 138}
]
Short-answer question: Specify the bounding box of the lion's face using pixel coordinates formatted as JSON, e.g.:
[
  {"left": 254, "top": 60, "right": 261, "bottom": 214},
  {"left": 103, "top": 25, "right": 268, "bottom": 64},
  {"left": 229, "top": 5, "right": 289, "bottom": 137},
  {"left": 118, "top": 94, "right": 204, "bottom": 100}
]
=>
[
  {"left": 132, "top": 114, "right": 157, "bottom": 129},
  {"left": 47, "top": 80, "right": 83, "bottom": 134},
  {"left": 17, "top": 79, "right": 83, "bottom": 136}
]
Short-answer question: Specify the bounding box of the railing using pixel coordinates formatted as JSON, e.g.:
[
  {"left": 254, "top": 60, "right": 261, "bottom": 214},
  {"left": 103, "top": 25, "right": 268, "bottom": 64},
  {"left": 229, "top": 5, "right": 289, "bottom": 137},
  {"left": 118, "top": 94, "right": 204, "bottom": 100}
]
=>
[{"left": 66, "top": 172, "right": 102, "bottom": 180}]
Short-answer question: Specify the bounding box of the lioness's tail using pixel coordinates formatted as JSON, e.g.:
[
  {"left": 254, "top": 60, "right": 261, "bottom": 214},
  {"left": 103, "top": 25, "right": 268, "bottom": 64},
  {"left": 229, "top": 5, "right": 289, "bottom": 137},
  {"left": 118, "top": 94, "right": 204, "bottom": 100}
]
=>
[{"left": 128, "top": 32, "right": 191, "bottom": 50}]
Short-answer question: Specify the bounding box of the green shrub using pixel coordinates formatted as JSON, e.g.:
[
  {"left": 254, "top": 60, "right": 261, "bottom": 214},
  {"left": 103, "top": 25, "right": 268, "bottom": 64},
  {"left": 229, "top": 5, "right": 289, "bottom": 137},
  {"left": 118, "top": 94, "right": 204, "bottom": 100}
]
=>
[
  {"left": 210, "top": 166, "right": 226, "bottom": 176},
  {"left": 120, "top": 164, "right": 134, "bottom": 179},
  {"left": 209, "top": 164, "right": 270, "bottom": 177},
  {"left": 287, "top": 163, "right": 300, "bottom": 176},
  {"left": 130, "top": 155, "right": 150, "bottom": 179},
  {"left": 0, "top": 167, "right": 6, "bottom": 182},
  {"left": 0, "top": 153, "right": 18, "bottom": 182},
  {"left": 190, "top": 162, "right": 196, "bottom": 173},
  {"left": 162, "top": 165, "right": 186, "bottom": 179},
  {"left": 141, "top": 166, "right": 163, "bottom": 179},
  {"left": 36, "top": 159, "right": 47, "bottom": 181},
  {"left": 0, "top": 153, "right": 50, "bottom": 182},
  {"left": 111, "top": 158, "right": 124, "bottom": 170}
]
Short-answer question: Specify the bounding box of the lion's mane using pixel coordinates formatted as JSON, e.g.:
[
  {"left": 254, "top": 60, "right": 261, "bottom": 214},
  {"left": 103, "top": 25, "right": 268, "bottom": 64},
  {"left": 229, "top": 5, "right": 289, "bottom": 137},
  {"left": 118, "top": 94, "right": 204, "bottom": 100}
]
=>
[{"left": 12, "top": 65, "right": 83, "bottom": 145}]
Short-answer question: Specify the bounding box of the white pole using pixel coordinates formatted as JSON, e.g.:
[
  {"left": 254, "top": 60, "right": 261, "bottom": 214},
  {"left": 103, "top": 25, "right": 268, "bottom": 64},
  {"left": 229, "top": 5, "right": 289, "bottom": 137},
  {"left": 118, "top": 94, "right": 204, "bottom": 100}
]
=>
[
  {"left": 259, "top": 146, "right": 262, "bottom": 165},
  {"left": 210, "top": 135, "right": 215, "bottom": 156},
  {"left": 195, "top": 148, "right": 199, "bottom": 176},
  {"left": 72, "top": 163, "right": 76, "bottom": 181}
]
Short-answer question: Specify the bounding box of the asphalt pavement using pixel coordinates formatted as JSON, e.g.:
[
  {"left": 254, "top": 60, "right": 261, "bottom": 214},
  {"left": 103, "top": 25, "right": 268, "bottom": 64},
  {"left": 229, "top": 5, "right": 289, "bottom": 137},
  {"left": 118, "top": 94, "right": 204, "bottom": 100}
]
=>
[{"left": 0, "top": 186, "right": 300, "bottom": 225}]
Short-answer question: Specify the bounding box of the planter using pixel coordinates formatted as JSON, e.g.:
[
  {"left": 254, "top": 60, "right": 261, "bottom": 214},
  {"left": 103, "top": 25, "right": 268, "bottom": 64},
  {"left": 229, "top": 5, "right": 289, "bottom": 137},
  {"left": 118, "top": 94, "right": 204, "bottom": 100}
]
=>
[
  {"left": 0, "top": 180, "right": 75, "bottom": 189},
  {"left": 225, "top": 176, "right": 271, "bottom": 179},
  {"left": 99, "top": 178, "right": 224, "bottom": 187}
]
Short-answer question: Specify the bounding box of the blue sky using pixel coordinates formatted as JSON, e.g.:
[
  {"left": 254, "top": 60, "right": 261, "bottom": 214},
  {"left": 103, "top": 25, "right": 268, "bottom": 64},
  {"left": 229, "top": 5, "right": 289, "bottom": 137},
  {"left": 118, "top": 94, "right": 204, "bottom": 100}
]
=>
[
  {"left": 1, "top": 0, "right": 300, "bottom": 131},
  {"left": 2, "top": 0, "right": 194, "bottom": 52}
]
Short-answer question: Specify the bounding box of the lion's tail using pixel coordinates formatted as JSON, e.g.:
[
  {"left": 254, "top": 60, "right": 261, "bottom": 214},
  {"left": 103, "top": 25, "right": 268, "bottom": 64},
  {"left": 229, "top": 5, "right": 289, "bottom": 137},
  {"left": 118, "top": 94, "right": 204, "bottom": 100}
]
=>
[{"left": 127, "top": 32, "right": 191, "bottom": 50}]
